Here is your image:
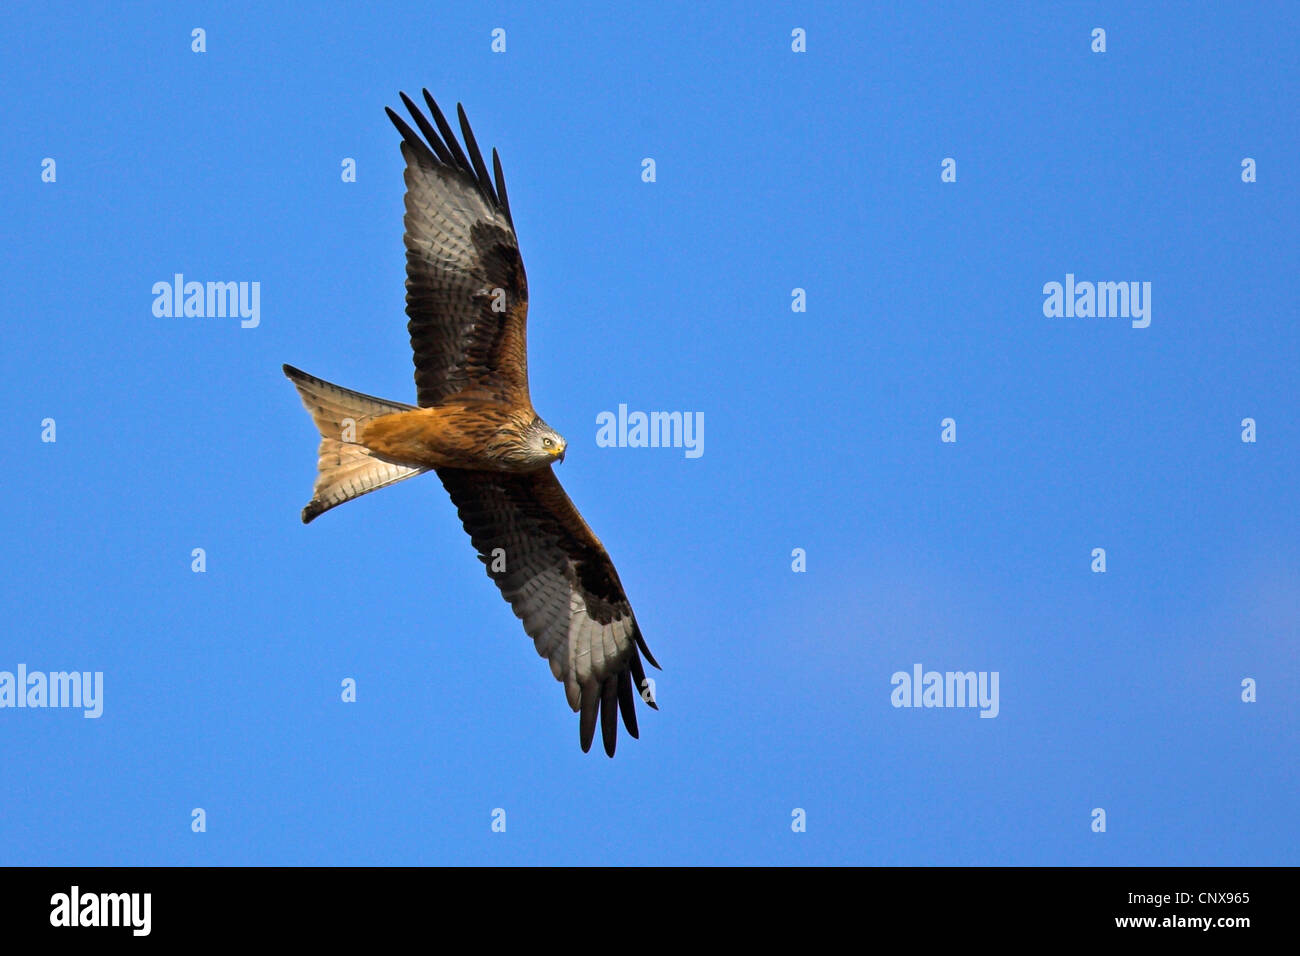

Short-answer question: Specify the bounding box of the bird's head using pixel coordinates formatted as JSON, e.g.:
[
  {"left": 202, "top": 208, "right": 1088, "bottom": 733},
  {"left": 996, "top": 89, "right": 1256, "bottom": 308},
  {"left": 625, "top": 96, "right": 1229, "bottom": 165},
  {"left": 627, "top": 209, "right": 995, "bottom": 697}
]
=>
[{"left": 523, "top": 416, "right": 566, "bottom": 467}]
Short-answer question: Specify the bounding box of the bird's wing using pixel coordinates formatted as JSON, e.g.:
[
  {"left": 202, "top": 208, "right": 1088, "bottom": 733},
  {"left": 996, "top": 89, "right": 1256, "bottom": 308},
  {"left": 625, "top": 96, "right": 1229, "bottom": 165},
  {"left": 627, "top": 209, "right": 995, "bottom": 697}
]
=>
[
  {"left": 386, "top": 91, "right": 529, "bottom": 407},
  {"left": 437, "top": 466, "right": 659, "bottom": 756}
]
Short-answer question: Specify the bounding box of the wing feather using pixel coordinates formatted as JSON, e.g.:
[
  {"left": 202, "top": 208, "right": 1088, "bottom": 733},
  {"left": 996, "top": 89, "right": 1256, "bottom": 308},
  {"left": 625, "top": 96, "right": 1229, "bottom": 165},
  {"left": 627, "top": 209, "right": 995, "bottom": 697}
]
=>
[
  {"left": 422, "top": 90, "right": 476, "bottom": 180},
  {"left": 387, "top": 91, "right": 528, "bottom": 407},
  {"left": 457, "top": 103, "right": 498, "bottom": 208},
  {"left": 397, "top": 92, "right": 455, "bottom": 166},
  {"left": 437, "top": 466, "right": 659, "bottom": 756},
  {"left": 616, "top": 671, "right": 639, "bottom": 737}
]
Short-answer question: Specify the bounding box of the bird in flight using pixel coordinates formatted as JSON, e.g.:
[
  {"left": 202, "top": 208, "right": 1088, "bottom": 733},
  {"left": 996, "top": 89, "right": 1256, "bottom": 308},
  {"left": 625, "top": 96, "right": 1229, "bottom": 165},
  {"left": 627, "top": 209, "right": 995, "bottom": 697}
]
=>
[{"left": 283, "top": 90, "right": 658, "bottom": 756}]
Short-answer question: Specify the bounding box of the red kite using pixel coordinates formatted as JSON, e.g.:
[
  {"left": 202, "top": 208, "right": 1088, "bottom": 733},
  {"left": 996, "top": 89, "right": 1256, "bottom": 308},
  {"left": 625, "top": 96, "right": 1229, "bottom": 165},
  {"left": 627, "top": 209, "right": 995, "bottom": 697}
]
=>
[{"left": 284, "top": 91, "right": 658, "bottom": 756}]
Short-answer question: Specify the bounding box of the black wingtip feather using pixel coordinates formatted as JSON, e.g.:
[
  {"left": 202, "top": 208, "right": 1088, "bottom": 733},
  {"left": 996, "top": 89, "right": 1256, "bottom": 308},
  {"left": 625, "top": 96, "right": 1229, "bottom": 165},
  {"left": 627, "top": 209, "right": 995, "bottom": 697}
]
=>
[
  {"left": 492, "top": 148, "right": 512, "bottom": 223},
  {"left": 634, "top": 628, "right": 661, "bottom": 670},
  {"left": 600, "top": 678, "right": 619, "bottom": 757},
  {"left": 384, "top": 107, "right": 435, "bottom": 165},
  {"left": 421, "top": 89, "right": 474, "bottom": 175},
  {"left": 579, "top": 686, "right": 599, "bottom": 753},
  {"left": 398, "top": 91, "right": 454, "bottom": 166},
  {"left": 630, "top": 651, "right": 659, "bottom": 711},
  {"left": 617, "top": 670, "right": 640, "bottom": 738},
  {"left": 388, "top": 90, "right": 512, "bottom": 223},
  {"left": 456, "top": 102, "right": 497, "bottom": 208}
]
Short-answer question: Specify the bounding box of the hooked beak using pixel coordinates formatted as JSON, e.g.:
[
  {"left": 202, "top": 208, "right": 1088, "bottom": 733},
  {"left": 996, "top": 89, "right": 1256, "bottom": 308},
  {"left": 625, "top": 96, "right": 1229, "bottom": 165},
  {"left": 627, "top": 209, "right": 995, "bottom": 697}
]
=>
[{"left": 550, "top": 444, "right": 566, "bottom": 463}]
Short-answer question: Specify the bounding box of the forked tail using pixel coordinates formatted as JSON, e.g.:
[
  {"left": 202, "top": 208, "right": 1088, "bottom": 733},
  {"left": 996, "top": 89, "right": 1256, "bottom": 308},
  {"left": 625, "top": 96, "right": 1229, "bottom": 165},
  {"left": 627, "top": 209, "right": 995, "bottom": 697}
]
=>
[{"left": 282, "top": 364, "right": 426, "bottom": 523}]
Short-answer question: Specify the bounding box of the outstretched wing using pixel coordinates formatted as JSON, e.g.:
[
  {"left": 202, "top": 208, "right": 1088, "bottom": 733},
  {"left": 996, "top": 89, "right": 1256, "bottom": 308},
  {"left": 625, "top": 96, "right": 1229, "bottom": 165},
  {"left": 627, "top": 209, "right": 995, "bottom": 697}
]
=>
[
  {"left": 385, "top": 91, "right": 529, "bottom": 407},
  {"left": 437, "top": 466, "right": 660, "bottom": 756}
]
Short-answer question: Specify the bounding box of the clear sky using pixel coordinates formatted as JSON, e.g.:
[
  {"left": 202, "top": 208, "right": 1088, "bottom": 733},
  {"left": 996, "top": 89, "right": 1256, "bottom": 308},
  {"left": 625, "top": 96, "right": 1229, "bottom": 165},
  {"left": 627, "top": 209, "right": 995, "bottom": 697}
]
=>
[{"left": 1, "top": 1, "right": 1295, "bottom": 865}]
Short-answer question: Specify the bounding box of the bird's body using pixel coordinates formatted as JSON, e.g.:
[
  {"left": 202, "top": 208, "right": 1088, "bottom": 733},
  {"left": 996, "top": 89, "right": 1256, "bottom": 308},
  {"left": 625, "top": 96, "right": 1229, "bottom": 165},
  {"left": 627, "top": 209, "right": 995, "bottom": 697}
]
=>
[
  {"left": 283, "top": 91, "right": 658, "bottom": 756},
  {"left": 363, "top": 401, "right": 547, "bottom": 472}
]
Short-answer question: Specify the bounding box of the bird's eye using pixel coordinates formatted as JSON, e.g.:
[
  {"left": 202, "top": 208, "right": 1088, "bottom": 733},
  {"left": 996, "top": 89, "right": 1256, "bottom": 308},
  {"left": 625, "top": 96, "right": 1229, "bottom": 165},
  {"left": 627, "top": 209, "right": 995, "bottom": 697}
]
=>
[{"left": 543, "top": 438, "right": 553, "bottom": 447}]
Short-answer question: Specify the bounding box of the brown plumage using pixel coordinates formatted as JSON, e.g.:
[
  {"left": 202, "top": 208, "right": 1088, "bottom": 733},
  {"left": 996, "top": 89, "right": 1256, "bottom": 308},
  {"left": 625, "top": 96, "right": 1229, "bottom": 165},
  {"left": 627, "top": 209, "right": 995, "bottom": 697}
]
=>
[{"left": 282, "top": 91, "right": 658, "bottom": 756}]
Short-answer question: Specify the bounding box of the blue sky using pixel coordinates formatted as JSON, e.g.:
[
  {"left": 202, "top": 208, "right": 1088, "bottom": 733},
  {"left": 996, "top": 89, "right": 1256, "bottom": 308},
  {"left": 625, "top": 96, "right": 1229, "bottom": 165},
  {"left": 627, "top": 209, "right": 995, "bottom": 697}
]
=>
[{"left": 1, "top": 1, "right": 1296, "bottom": 865}]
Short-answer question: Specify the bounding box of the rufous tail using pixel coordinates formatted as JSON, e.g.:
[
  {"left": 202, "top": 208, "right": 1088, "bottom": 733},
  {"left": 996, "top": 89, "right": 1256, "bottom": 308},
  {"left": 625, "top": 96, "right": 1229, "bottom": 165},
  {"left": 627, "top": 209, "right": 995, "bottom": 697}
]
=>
[{"left": 282, "top": 364, "right": 426, "bottom": 523}]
